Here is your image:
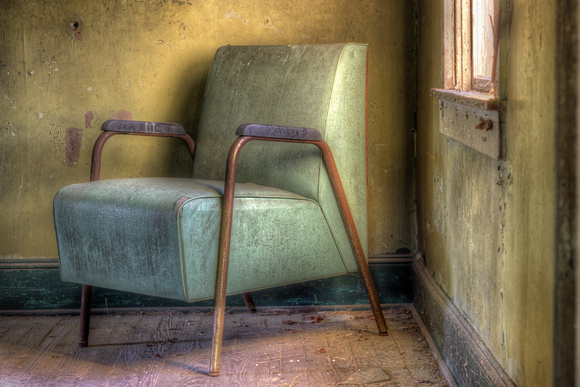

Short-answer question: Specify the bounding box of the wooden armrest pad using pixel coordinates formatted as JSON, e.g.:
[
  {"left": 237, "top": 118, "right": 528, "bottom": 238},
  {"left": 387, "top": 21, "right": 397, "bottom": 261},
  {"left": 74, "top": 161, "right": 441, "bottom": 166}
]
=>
[
  {"left": 236, "top": 123, "right": 322, "bottom": 141},
  {"left": 102, "top": 120, "right": 186, "bottom": 135}
]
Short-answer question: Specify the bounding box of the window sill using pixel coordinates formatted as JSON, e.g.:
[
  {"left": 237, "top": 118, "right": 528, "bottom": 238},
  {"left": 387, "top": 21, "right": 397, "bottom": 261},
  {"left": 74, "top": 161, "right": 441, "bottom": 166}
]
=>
[
  {"left": 430, "top": 88, "right": 505, "bottom": 160},
  {"left": 430, "top": 88, "right": 504, "bottom": 110}
]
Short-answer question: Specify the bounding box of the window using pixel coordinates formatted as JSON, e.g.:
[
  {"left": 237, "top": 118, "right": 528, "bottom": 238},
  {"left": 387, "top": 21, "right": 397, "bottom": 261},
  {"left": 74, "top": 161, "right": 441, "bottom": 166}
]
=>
[
  {"left": 472, "top": 0, "right": 496, "bottom": 91},
  {"left": 432, "top": 0, "right": 507, "bottom": 160},
  {"left": 444, "top": 0, "right": 500, "bottom": 94}
]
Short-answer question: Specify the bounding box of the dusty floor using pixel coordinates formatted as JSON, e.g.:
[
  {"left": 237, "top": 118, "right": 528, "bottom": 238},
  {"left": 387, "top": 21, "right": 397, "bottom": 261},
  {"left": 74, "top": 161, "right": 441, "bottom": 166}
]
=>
[{"left": 0, "top": 306, "right": 449, "bottom": 386}]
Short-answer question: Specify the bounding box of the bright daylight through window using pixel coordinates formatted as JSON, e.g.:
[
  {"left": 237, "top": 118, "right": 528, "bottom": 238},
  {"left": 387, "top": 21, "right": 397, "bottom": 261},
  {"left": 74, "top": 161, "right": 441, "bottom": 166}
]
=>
[
  {"left": 472, "top": 0, "right": 495, "bottom": 92},
  {"left": 447, "top": 0, "right": 498, "bottom": 94}
]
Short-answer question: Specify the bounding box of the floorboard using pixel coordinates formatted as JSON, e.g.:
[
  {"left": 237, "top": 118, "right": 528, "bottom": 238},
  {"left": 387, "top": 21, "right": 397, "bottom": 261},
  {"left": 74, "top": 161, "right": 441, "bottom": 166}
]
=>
[{"left": 0, "top": 306, "right": 448, "bottom": 386}]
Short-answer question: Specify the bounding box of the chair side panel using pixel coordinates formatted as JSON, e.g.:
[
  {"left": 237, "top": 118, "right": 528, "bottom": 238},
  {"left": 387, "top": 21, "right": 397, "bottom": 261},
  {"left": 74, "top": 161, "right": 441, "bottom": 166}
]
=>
[
  {"left": 178, "top": 197, "right": 346, "bottom": 301},
  {"left": 318, "top": 44, "right": 369, "bottom": 271}
]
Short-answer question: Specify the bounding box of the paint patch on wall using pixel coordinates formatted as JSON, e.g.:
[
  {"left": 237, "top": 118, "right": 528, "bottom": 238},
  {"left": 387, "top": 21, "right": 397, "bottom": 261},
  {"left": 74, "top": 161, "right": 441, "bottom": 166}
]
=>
[
  {"left": 84, "top": 111, "right": 94, "bottom": 128},
  {"left": 63, "top": 128, "right": 83, "bottom": 166},
  {"left": 112, "top": 109, "right": 133, "bottom": 121}
]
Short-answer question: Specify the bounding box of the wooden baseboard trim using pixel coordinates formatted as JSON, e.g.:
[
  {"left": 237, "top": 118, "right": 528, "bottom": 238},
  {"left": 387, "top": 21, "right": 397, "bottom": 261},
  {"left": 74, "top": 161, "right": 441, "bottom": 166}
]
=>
[
  {"left": 0, "top": 303, "right": 410, "bottom": 316},
  {"left": 0, "top": 258, "right": 60, "bottom": 270},
  {"left": 412, "top": 256, "right": 515, "bottom": 386},
  {"left": 1, "top": 257, "right": 414, "bottom": 269},
  {"left": 0, "top": 262, "right": 413, "bottom": 311},
  {"left": 410, "top": 304, "right": 458, "bottom": 387}
]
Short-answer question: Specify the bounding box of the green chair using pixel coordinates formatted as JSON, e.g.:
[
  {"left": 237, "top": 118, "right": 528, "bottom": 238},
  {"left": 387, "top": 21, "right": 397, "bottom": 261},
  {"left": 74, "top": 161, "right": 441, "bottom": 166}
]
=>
[{"left": 54, "top": 43, "right": 388, "bottom": 376}]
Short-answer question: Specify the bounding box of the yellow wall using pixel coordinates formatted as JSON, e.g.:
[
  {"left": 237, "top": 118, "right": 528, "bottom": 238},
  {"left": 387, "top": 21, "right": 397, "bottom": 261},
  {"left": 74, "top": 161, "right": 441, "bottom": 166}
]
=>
[
  {"left": 417, "top": 1, "right": 555, "bottom": 385},
  {"left": 0, "top": 0, "right": 417, "bottom": 260}
]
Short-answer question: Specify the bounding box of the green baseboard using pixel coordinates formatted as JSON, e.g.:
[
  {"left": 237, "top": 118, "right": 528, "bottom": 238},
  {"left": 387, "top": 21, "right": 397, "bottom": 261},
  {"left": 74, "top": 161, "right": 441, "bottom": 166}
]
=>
[{"left": 0, "top": 259, "right": 412, "bottom": 311}]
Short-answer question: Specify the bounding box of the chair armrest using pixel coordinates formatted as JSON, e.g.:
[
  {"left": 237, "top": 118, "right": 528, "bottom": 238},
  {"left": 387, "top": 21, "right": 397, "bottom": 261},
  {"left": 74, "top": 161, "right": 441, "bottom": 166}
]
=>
[
  {"left": 236, "top": 123, "right": 322, "bottom": 141},
  {"left": 91, "top": 120, "right": 194, "bottom": 182},
  {"left": 102, "top": 119, "right": 186, "bottom": 135}
]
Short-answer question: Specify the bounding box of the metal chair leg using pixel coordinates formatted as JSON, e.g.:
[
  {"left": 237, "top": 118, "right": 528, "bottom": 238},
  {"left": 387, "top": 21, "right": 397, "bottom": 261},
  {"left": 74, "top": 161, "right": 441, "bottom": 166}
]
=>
[
  {"left": 79, "top": 284, "right": 92, "bottom": 347},
  {"left": 355, "top": 256, "right": 388, "bottom": 335},
  {"left": 209, "top": 137, "right": 252, "bottom": 377},
  {"left": 208, "top": 136, "right": 388, "bottom": 378},
  {"left": 209, "top": 291, "right": 226, "bottom": 377},
  {"left": 242, "top": 292, "right": 257, "bottom": 313},
  {"left": 317, "top": 141, "right": 388, "bottom": 335}
]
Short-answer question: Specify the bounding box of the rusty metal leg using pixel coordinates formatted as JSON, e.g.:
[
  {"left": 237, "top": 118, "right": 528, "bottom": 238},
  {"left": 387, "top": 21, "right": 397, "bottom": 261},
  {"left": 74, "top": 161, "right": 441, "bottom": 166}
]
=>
[
  {"left": 317, "top": 141, "right": 388, "bottom": 336},
  {"left": 209, "top": 290, "right": 226, "bottom": 377},
  {"left": 242, "top": 292, "right": 257, "bottom": 313},
  {"left": 355, "top": 255, "right": 388, "bottom": 336},
  {"left": 209, "top": 137, "right": 251, "bottom": 377},
  {"left": 79, "top": 284, "right": 92, "bottom": 347}
]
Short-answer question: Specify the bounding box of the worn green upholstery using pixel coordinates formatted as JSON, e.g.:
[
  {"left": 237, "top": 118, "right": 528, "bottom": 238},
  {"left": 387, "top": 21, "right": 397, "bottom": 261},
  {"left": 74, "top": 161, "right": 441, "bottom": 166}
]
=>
[{"left": 54, "top": 43, "right": 368, "bottom": 302}]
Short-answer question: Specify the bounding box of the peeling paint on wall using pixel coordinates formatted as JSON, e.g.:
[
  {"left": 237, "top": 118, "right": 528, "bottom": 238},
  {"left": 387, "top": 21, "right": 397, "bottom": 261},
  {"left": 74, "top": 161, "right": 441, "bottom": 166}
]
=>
[
  {"left": 63, "top": 127, "right": 83, "bottom": 166},
  {"left": 70, "top": 19, "right": 82, "bottom": 41},
  {"left": 84, "top": 111, "right": 94, "bottom": 128},
  {"left": 112, "top": 109, "right": 133, "bottom": 121}
]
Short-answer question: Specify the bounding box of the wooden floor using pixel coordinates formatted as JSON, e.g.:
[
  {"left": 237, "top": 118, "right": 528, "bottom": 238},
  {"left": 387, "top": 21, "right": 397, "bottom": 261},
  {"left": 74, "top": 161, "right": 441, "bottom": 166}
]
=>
[{"left": 0, "top": 306, "right": 448, "bottom": 386}]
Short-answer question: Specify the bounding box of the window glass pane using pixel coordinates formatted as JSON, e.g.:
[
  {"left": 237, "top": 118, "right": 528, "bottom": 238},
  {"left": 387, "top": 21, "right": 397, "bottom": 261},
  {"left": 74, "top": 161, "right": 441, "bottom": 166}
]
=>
[{"left": 472, "top": 0, "right": 494, "bottom": 79}]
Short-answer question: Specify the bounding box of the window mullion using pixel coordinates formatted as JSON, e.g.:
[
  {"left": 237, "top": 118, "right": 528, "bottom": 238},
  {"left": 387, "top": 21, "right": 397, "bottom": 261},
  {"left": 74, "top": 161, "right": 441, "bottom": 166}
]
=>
[
  {"left": 461, "top": 0, "right": 472, "bottom": 90},
  {"left": 454, "top": 0, "right": 462, "bottom": 89},
  {"left": 443, "top": 0, "right": 455, "bottom": 88}
]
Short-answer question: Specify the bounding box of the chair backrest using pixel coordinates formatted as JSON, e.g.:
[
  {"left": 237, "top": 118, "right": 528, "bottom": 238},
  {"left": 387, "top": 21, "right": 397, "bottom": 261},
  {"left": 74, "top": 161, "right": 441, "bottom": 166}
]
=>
[{"left": 193, "top": 44, "right": 368, "bottom": 267}]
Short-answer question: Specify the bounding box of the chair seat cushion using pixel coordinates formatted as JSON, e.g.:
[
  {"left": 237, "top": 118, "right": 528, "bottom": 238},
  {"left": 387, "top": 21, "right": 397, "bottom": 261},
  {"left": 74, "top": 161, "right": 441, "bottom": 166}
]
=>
[{"left": 54, "top": 178, "right": 346, "bottom": 301}]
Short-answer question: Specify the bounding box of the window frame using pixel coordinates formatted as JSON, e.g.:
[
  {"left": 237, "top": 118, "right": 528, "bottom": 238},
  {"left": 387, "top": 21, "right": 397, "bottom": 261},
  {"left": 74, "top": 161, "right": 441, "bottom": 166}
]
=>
[
  {"left": 432, "top": 0, "right": 509, "bottom": 160},
  {"left": 444, "top": 0, "right": 501, "bottom": 95}
]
